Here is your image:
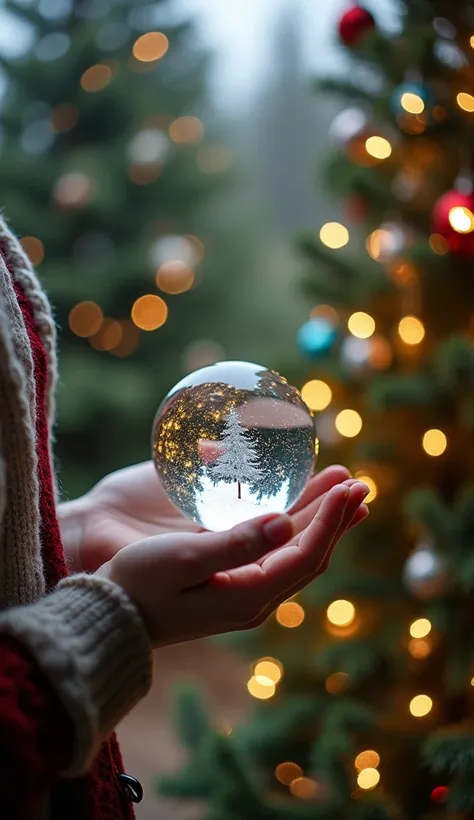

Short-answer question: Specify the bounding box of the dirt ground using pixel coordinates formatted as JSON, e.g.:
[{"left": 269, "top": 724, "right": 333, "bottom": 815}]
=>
[{"left": 118, "top": 638, "right": 250, "bottom": 820}]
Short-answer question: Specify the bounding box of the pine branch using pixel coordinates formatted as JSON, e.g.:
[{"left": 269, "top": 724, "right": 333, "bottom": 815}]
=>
[
  {"left": 172, "top": 684, "right": 211, "bottom": 751},
  {"left": 369, "top": 374, "right": 437, "bottom": 409},
  {"left": 403, "top": 487, "right": 455, "bottom": 544}
]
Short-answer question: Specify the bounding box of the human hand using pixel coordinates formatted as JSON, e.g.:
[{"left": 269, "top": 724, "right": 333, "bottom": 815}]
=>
[
  {"left": 96, "top": 480, "right": 369, "bottom": 647},
  {"left": 59, "top": 462, "right": 366, "bottom": 573}
]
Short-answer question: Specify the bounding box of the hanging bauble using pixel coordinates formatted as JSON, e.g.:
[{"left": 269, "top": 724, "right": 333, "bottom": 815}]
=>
[
  {"left": 152, "top": 361, "right": 317, "bottom": 531},
  {"left": 297, "top": 317, "right": 338, "bottom": 358},
  {"left": 432, "top": 188, "right": 474, "bottom": 255},
  {"left": 366, "top": 221, "right": 413, "bottom": 263},
  {"left": 391, "top": 81, "right": 433, "bottom": 117},
  {"left": 338, "top": 5, "right": 375, "bottom": 46},
  {"left": 403, "top": 542, "right": 448, "bottom": 599},
  {"left": 328, "top": 107, "right": 369, "bottom": 148}
]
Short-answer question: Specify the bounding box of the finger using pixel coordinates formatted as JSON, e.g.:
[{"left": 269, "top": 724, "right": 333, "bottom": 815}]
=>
[
  {"left": 289, "top": 477, "right": 359, "bottom": 536},
  {"left": 184, "top": 512, "right": 294, "bottom": 584},
  {"left": 288, "top": 465, "right": 351, "bottom": 515}
]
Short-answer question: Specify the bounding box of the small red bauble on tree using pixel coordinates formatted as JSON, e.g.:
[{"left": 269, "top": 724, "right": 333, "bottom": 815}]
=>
[
  {"left": 338, "top": 5, "right": 375, "bottom": 46},
  {"left": 432, "top": 187, "right": 474, "bottom": 255}
]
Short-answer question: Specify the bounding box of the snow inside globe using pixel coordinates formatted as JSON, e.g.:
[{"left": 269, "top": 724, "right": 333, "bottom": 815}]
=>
[{"left": 152, "top": 361, "right": 318, "bottom": 532}]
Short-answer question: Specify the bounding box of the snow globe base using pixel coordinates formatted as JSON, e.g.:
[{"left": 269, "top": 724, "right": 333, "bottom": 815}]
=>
[{"left": 152, "top": 361, "right": 318, "bottom": 532}]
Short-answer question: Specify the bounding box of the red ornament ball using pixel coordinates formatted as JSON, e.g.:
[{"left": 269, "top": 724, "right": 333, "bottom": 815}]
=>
[
  {"left": 432, "top": 189, "right": 474, "bottom": 255},
  {"left": 430, "top": 786, "right": 448, "bottom": 803},
  {"left": 338, "top": 5, "right": 375, "bottom": 46}
]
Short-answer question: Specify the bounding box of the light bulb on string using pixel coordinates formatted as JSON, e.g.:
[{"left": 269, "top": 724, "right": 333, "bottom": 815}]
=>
[
  {"left": 409, "top": 618, "right": 432, "bottom": 638},
  {"left": 409, "top": 694, "right": 433, "bottom": 716},
  {"left": 422, "top": 429, "right": 447, "bottom": 456},
  {"left": 327, "top": 599, "right": 356, "bottom": 627}
]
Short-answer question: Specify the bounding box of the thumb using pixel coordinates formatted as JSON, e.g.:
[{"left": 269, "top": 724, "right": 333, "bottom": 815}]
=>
[{"left": 185, "top": 513, "right": 293, "bottom": 585}]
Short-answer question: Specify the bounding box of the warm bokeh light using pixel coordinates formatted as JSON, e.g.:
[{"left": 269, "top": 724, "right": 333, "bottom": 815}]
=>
[
  {"left": 422, "top": 429, "right": 447, "bottom": 457},
  {"left": 290, "top": 778, "right": 319, "bottom": 799},
  {"left": 80, "top": 64, "right": 112, "bottom": 92},
  {"left": 310, "top": 304, "right": 340, "bottom": 324},
  {"left": 457, "top": 92, "right": 474, "bottom": 113},
  {"left": 327, "top": 599, "right": 356, "bottom": 627},
  {"left": 398, "top": 315, "right": 425, "bottom": 345},
  {"left": 389, "top": 260, "right": 417, "bottom": 286},
  {"left": 471, "top": 676, "right": 474, "bottom": 687},
  {"left": 156, "top": 260, "right": 195, "bottom": 294},
  {"left": 51, "top": 104, "right": 79, "bottom": 133},
  {"left": 325, "top": 671, "right": 349, "bottom": 694},
  {"left": 276, "top": 601, "right": 305, "bottom": 628},
  {"left": 133, "top": 32, "right": 169, "bottom": 62},
  {"left": 111, "top": 321, "right": 140, "bottom": 358},
  {"left": 89, "top": 319, "right": 122, "bottom": 352},
  {"left": 357, "top": 768, "right": 380, "bottom": 790},
  {"left": 409, "top": 694, "right": 433, "bottom": 716},
  {"left": 169, "top": 116, "right": 204, "bottom": 144},
  {"left": 197, "top": 145, "right": 233, "bottom": 174},
  {"left": 319, "top": 221, "right": 349, "bottom": 249},
  {"left": 410, "top": 618, "right": 432, "bottom": 639},
  {"left": 408, "top": 638, "right": 432, "bottom": 659},
  {"left": 275, "top": 762, "right": 303, "bottom": 785},
  {"left": 184, "top": 234, "right": 205, "bottom": 262},
  {"left": 347, "top": 311, "right": 375, "bottom": 339},
  {"left": 471, "top": 35, "right": 474, "bottom": 49},
  {"left": 69, "top": 301, "right": 103, "bottom": 338},
  {"left": 370, "top": 336, "right": 393, "bottom": 369},
  {"left": 429, "top": 233, "right": 449, "bottom": 255},
  {"left": 247, "top": 675, "right": 275, "bottom": 699},
  {"left": 365, "top": 136, "right": 392, "bottom": 160},
  {"left": 335, "top": 409, "right": 363, "bottom": 438},
  {"left": 355, "top": 750, "right": 380, "bottom": 771},
  {"left": 449, "top": 206, "right": 474, "bottom": 234},
  {"left": 301, "top": 380, "right": 332, "bottom": 411},
  {"left": 128, "top": 164, "right": 162, "bottom": 185},
  {"left": 54, "top": 172, "right": 93, "bottom": 208},
  {"left": 401, "top": 92, "right": 425, "bottom": 114},
  {"left": 254, "top": 658, "right": 283, "bottom": 685},
  {"left": 354, "top": 474, "right": 377, "bottom": 503},
  {"left": 131, "top": 294, "right": 168, "bottom": 330},
  {"left": 20, "top": 236, "right": 45, "bottom": 266}
]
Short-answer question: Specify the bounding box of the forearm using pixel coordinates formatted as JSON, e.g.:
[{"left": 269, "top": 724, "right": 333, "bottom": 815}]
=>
[{"left": 0, "top": 574, "right": 152, "bottom": 777}]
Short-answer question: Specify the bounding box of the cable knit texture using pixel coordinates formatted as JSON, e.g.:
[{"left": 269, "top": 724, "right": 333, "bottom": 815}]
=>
[{"left": 0, "top": 215, "right": 152, "bottom": 819}]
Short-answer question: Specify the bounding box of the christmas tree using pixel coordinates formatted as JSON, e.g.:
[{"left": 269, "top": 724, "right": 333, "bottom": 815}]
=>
[
  {"left": 159, "top": 3, "right": 474, "bottom": 818},
  {"left": 0, "top": 0, "right": 251, "bottom": 496},
  {"left": 209, "top": 409, "right": 261, "bottom": 500}
]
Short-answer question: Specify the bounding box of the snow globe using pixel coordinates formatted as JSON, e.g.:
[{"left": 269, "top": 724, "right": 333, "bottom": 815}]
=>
[{"left": 152, "top": 361, "right": 318, "bottom": 532}]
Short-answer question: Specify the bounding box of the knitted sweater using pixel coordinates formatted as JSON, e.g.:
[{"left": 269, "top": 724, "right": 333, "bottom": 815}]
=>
[{"left": 0, "top": 216, "right": 153, "bottom": 820}]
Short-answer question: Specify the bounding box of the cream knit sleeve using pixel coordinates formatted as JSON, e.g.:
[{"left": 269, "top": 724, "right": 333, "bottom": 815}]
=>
[{"left": 0, "top": 572, "right": 152, "bottom": 775}]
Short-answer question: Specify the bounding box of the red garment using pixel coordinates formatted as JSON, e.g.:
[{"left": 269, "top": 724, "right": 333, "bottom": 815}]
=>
[{"left": 0, "top": 246, "right": 134, "bottom": 820}]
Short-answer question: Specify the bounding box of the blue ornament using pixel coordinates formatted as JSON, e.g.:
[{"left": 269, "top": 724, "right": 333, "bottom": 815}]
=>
[
  {"left": 297, "top": 317, "right": 337, "bottom": 358},
  {"left": 391, "top": 81, "right": 433, "bottom": 117}
]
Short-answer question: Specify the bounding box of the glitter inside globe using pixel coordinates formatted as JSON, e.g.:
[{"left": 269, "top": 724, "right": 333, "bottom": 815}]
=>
[{"left": 152, "top": 361, "right": 318, "bottom": 532}]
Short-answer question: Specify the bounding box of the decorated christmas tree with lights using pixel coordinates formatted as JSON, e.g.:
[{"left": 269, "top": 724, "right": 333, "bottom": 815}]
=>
[
  {"left": 0, "top": 0, "right": 248, "bottom": 495},
  {"left": 160, "top": 3, "right": 474, "bottom": 818}
]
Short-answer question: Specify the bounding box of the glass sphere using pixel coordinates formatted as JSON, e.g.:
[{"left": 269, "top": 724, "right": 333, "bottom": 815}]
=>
[{"left": 152, "top": 361, "right": 318, "bottom": 532}]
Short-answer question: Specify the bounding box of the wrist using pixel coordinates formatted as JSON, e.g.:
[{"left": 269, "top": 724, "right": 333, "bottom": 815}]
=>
[{"left": 58, "top": 496, "right": 90, "bottom": 573}]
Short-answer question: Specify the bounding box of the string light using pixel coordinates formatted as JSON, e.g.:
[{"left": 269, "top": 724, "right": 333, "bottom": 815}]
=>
[
  {"left": 156, "top": 260, "right": 195, "bottom": 294},
  {"left": 354, "top": 474, "right": 377, "bottom": 503},
  {"left": 276, "top": 601, "right": 305, "bottom": 628},
  {"left": 429, "top": 233, "right": 449, "bottom": 255},
  {"left": 335, "top": 409, "right": 363, "bottom": 438},
  {"left": 401, "top": 92, "right": 425, "bottom": 114},
  {"left": 319, "top": 222, "right": 349, "bottom": 249},
  {"left": 131, "top": 294, "right": 168, "bottom": 330},
  {"left": 89, "top": 318, "right": 122, "bottom": 352},
  {"left": 290, "top": 778, "right": 319, "bottom": 799},
  {"left": 325, "top": 672, "right": 349, "bottom": 694},
  {"left": 365, "top": 136, "right": 392, "bottom": 160},
  {"left": 347, "top": 311, "right": 375, "bottom": 339},
  {"left": 470, "top": 676, "right": 474, "bottom": 687},
  {"left": 410, "top": 618, "right": 432, "bottom": 638},
  {"left": 457, "top": 92, "right": 474, "bottom": 113},
  {"left": 449, "top": 206, "right": 474, "bottom": 234},
  {"left": 247, "top": 676, "right": 275, "bottom": 699},
  {"left": 301, "top": 380, "right": 332, "bottom": 411},
  {"left": 398, "top": 316, "right": 425, "bottom": 345},
  {"left": 311, "top": 304, "right": 339, "bottom": 324},
  {"left": 409, "top": 694, "right": 433, "bottom": 716},
  {"left": 275, "top": 762, "right": 302, "bottom": 785},
  {"left": 168, "top": 116, "right": 204, "bottom": 144},
  {"left": 355, "top": 750, "right": 380, "bottom": 771},
  {"left": 50, "top": 104, "right": 79, "bottom": 133},
  {"left": 69, "top": 301, "right": 103, "bottom": 337},
  {"left": 253, "top": 658, "right": 283, "bottom": 684},
  {"left": 470, "top": 35, "right": 474, "bottom": 49},
  {"left": 132, "top": 32, "right": 169, "bottom": 62},
  {"left": 422, "top": 429, "right": 447, "bottom": 457},
  {"left": 80, "top": 64, "right": 112, "bottom": 92},
  {"left": 408, "top": 638, "right": 432, "bottom": 659},
  {"left": 357, "top": 768, "right": 380, "bottom": 790},
  {"left": 327, "top": 599, "right": 355, "bottom": 627},
  {"left": 370, "top": 336, "right": 393, "bottom": 369},
  {"left": 20, "top": 236, "right": 45, "bottom": 265}
]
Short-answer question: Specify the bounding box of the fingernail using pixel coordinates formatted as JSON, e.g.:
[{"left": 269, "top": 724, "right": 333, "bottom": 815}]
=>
[
  {"left": 354, "top": 481, "right": 370, "bottom": 498},
  {"left": 262, "top": 515, "right": 293, "bottom": 545}
]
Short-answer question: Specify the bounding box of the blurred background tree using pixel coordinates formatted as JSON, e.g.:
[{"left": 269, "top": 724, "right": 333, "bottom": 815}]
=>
[{"left": 161, "top": 2, "right": 474, "bottom": 818}]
